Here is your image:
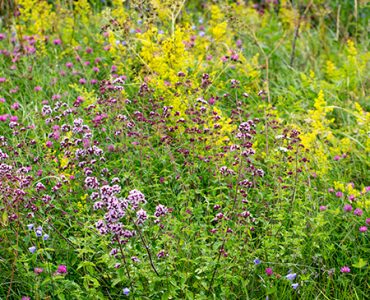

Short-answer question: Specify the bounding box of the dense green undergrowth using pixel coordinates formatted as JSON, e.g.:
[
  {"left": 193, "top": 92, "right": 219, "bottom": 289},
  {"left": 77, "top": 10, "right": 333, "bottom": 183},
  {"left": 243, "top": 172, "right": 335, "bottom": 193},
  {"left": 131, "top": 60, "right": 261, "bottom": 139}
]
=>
[{"left": 0, "top": 1, "right": 369, "bottom": 299}]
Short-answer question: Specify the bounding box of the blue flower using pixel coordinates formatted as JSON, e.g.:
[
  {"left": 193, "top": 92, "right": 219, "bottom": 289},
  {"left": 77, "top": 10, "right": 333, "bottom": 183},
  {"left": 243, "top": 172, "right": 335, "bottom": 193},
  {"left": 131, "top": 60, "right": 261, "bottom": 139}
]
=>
[
  {"left": 286, "top": 273, "right": 297, "bottom": 281},
  {"left": 292, "top": 283, "right": 299, "bottom": 290},
  {"left": 29, "top": 246, "right": 36, "bottom": 254},
  {"left": 27, "top": 224, "right": 34, "bottom": 230},
  {"left": 254, "top": 258, "right": 261, "bottom": 265},
  {"left": 123, "top": 288, "right": 130, "bottom": 296},
  {"left": 36, "top": 230, "right": 42, "bottom": 237},
  {"left": 43, "top": 234, "right": 49, "bottom": 240}
]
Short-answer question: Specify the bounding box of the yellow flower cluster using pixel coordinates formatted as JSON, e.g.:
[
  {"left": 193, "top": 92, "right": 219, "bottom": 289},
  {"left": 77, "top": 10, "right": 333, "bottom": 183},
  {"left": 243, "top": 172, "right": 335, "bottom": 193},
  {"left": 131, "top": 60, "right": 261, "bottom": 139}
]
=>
[
  {"left": 74, "top": 0, "right": 92, "bottom": 27},
  {"left": 209, "top": 4, "right": 233, "bottom": 45},
  {"left": 139, "top": 27, "right": 192, "bottom": 82},
  {"left": 111, "top": 0, "right": 128, "bottom": 24},
  {"left": 347, "top": 40, "right": 358, "bottom": 57},
  {"left": 325, "top": 60, "right": 340, "bottom": 81},
  {"left": 301, "top": 90, "right": 333, "bottom": 148},
  {"left": 212, "top": 22, "right": 228, "bottom": 41},
  {"left": 17, "top": 0, "right": 56, "bottom": 36},
  {"left": 300, "top": 90, "right": 333, "bottom": 176}
]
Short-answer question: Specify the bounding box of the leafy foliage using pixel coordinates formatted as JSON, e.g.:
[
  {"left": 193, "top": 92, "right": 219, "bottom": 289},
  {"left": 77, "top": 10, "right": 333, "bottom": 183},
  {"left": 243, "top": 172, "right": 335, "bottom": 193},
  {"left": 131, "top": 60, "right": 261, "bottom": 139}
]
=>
[{"left": 0, "top": 1, "right": 369, "bottom": 299}]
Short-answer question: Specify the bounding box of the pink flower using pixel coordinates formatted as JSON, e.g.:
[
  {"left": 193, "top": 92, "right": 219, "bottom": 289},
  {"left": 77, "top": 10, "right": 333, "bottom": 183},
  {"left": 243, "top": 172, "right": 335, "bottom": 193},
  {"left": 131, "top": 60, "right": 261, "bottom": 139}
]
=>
[
  {"left": 343, "top": 204, "right": 352, "bottom": 212},
  {"left": 328, "top": 188, "right": 334, "bottom": 193},
  {"left": 353, "top": 208, "right": 363, "bottom": 216},
  {"left": 231, "top": 54, "right": 239, "bottom": 61},
  {"left": 79, "top": 78, "right": 87, "bottom": 84},
  {"left": 0, "top": 114, "right": 9, "bottom": 122},
  {"left": 359, "top": 226, "right": 367, "bottom": 233},
  {"left": 366, "top": 218, "right": 370, "bottom": 225},
  {"left": 34, "top": 267, "right": 43, "bottom": 275},
  {"left": 319, "top": 205, "right": 327, "bottom": 211},
  {"left": 53, "top": 39, "right": 62, "bottom": 45},
  {"left": 66, "top": 62, "right": 73, "bottom": 68},
  {"left": 114, "top": 263, "right": 121, "bottom": 269},
  {"left": 333, "top": 155, "right": 341, "bottom": 161},
  {"left": 34, "top": 86, "right": 42, "bottom": 91},
  {"left": 10, "top": 87, "right": 19, "bottom": 94},
  {"left": 265, "top": 268, "right": 273, "bottom": 276},
  {"left": 208, "top": 97, "right": 216, "bottom": 105},
  {"left": 11, "top": 102, "right": 20, "bottom": 110},
  {"left": 340, "top": 266, "right": 350, "bottom": 273},
  {"left": 57, "top": 265, "right": 67, "bottom": 274},
  {"left": 336, "top": 191, "right": 343, "bottom": 198}
]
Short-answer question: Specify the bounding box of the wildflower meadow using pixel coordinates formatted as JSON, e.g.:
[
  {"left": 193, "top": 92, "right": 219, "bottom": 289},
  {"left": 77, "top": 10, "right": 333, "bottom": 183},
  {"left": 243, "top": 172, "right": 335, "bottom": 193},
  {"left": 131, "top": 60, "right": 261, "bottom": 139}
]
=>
[{"left": 0, "top": 0, "right": 369, "bottom": 299}]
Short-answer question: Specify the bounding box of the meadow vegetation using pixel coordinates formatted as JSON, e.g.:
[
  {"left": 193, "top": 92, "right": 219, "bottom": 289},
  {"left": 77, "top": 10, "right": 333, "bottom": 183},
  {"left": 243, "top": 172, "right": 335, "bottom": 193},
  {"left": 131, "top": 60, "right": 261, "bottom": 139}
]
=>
[{"left": 0, "top": 0, "right": 369, "bottom": 299}]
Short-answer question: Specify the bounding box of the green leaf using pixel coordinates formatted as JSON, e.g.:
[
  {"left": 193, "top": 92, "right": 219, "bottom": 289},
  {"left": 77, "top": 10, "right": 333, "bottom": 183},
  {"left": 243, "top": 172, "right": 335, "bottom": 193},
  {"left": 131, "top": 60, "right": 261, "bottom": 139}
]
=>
[
  {"left": 266, "top": 286, "right": 277, "bottom": 295},
  {"left": 112, "top": 277, "right": 122, "bottom": 287},
  {"left": 57, "top": 294, "right": 66, "bottom": 300},
  {"left": 83, "top": 275, "right": 100, "bottom": 289},
  {"left": 2, "top": 211, "right": 8, "bottom": 226},
  {"left": 352, "top": 258, "right": 367, "bottom": 269}
]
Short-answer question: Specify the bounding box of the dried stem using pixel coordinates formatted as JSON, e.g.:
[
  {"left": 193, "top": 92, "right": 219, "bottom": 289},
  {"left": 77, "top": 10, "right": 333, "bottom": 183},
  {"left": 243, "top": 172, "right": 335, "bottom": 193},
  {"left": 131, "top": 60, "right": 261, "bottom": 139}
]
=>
[
  {"left": 116, "top": 236, "right": 132, "bottom": 283},
  {"left": 135, "top": 224, "right": 160, "bottom": 276}
]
